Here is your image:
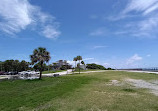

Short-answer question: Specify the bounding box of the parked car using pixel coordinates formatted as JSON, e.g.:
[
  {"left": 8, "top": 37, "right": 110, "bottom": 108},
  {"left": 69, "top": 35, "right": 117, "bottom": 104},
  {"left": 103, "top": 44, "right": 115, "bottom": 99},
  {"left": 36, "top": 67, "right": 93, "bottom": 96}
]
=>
[
  {"left": 18, "top": 71, "right": 39, "bottom": 75},
  {"left": 9, "top": 72, "right": 18, "bottom": 75},
  {"left": 0, "top": 71, "right": 5, "bottom": 75},
  {"left": 18, "top": 70, "right": 39, "bottom": 80},
  {"left": 4, "top": 72, "right": 9, "bottom": 75}
]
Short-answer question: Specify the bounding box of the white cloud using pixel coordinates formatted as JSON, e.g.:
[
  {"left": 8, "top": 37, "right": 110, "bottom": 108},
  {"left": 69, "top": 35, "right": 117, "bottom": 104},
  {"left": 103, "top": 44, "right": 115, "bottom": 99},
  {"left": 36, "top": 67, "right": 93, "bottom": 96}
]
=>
[
  {"left": 125, "top": 0, "right": 158, "bottom": 16},
  {"left": 42, "top": 25, "right": 61, "bottom": 39},
  {"left": 122, "top": 0, "right": 158, "bottom": 15},
  {"left": 83, "top": 58, "right": 94, "bottom": 61},
  {"left": 126, "top": 54, "right": 142, "bottom": 65},
  {"left": 67, "top": 58, "right": 95, "bottom": 67},
  {"left": 110, "top": 0, "right": 158, "bottom": 38},
  {"left": 67, "top": 60, "right": 75, "bottom": 66},
  {"left": 0, "top": 0, "right": 60, "bottom": 39}
]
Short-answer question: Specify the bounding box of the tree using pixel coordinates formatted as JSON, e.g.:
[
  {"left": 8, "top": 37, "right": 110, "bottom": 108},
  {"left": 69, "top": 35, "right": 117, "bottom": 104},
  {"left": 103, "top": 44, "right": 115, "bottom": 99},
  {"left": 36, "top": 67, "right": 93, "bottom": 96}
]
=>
[
  {"left": 86, "top": 63, "right": 106, "bottom": 70},
  {"left": 0, "top": 61, "right": 3, "bottom": 71},
  {"left": 73, "top": 57, "right": 77, "bottom": 68},
  {"left": 13, "top": 60, "right": 20, "bottom": 72},
  {"left": 19, "top": 60, "right": 30, "bottom": 71},
  {"left": 76, "top": 56, "right": 82, "bottom": 74},
  {"left": 52, "top": 63, "right": 58, "bottom": 69},
  {"left": 1, "top": 60, "right": 30, "bottom": 72},
  {"left": 30, "top": 47, "right": 51, "bottom": 79},
  {"left": 33, "top": 62, "right": 48, "bottom": 71},
  {"left": 3, "top": 60, "right": 14, "bottom": 72},
  {"left": 81, "top": 61, "right": 85, "bottom": 65}
]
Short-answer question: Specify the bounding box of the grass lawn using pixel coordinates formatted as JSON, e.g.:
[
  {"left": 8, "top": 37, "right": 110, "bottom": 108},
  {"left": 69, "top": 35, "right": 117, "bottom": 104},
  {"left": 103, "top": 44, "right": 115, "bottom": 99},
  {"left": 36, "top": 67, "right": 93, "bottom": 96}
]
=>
[
  {"left": 74, "top": 69, "right": 104, "bottom": 72},
  {"left": 0, "top": 71, "right": 158, "bottom": 111},
  {"left": 42, "top": 70, "right": 66, "bottom": 74}
]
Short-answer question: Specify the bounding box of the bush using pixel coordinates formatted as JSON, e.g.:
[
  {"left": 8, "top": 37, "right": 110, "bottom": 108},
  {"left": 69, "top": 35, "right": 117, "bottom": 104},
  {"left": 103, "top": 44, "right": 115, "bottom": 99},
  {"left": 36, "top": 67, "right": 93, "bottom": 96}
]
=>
[{"left": 86, "top": 63, "right": 106, "bottom": 70}]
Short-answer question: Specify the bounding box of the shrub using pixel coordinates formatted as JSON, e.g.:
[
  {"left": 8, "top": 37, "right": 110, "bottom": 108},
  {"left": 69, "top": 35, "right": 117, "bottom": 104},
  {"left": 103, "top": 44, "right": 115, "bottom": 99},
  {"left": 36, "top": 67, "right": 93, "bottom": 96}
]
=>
[{"left": 86, "top": 63, "right": 106, "bottom": 70}]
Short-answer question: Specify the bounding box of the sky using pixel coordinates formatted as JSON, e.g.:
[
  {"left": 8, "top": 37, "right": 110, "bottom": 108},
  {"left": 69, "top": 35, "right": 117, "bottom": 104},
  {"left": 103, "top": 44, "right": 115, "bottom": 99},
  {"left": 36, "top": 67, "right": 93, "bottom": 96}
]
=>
[{"left": 0, "top": 0, "right": 158, "bottom": 69}]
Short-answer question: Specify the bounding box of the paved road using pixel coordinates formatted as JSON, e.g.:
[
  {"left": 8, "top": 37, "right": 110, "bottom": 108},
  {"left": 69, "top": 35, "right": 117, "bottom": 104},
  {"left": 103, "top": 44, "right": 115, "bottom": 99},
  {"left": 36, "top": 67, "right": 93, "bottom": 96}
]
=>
[
  {"left": 0, "top": 70, "right": 108, "bottom": 80},
  {"left": 43, "top": 69, "right": 73, "bottom": 77},
  {"left": 43, "top": 70, "right": 108, "bottom": 77}
]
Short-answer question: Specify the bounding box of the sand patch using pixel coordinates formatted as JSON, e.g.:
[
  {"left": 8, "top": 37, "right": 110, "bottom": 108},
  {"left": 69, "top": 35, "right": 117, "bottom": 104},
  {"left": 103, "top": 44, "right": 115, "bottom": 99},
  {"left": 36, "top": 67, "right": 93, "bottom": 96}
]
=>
[
  {"left": 126, "top": 79, "right": 158, "bottom": 96},
  {"left": 106, "top": 80, "right": 120, "bottom": 86}
]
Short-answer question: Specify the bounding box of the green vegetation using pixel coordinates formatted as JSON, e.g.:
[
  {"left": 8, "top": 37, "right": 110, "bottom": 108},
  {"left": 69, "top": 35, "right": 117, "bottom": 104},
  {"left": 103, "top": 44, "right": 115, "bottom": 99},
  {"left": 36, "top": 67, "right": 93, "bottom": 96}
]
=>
[
  {"left": 74, "top": 69, "right": 102, "bottom": 72},
  {"left": 30, "top": 47, "right": 51, "bottom": 79},
  {"left": 42, "top": 70, "right": 66, "bottom": 74},
  {"left": 0, "top": 71, "right": 158, "bottom": 110},
  {"left": 86, "top": 63, "right": 107, "bottom": 70},
  {"left": 73, "top": 55, "right": 83, "bottom": 74},
  {"left": 0, "top": 60, "right": 30, "bottom": 72}
]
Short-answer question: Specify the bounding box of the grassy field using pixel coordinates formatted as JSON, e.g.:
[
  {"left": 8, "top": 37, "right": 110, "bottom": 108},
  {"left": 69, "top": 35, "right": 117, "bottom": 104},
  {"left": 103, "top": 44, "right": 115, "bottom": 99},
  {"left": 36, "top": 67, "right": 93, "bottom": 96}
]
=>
[
  {"left": 42, "top": 70, "right": 66, "bottom": 74},
  {"left": 0, "top": 71, "right": 158, "bottom": 111},
  {"left": 74, "top": 69, "right": 104, "bottom": 72}
]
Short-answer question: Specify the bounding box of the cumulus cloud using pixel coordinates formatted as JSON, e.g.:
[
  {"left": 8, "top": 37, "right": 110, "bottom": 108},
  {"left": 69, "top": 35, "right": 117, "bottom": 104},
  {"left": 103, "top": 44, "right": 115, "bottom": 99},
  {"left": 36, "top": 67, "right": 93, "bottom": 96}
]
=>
[
  {"left": 127, "top": 54, "right": 142, "bottom": 65},
  {"left": 0, "top": 0, "right": 60, "bottom": 39}
]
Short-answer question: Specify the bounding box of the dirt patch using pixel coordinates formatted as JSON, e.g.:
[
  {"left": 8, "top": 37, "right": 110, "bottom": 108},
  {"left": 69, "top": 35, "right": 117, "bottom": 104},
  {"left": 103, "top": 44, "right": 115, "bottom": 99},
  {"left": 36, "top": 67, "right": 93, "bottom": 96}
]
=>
[
  {"left": 106, "top": 80, "right": 120, "bottom": 86},
  {"left": 126, "top": 79, "right": 158, "bottom": 96}
]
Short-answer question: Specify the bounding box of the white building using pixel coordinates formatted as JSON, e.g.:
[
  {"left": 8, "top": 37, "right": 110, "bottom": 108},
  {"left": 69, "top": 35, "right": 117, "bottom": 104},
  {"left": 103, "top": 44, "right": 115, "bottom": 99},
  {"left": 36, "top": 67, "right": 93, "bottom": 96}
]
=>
[{"left": 80, "top": 64, "right": 87, "bottom": 70}]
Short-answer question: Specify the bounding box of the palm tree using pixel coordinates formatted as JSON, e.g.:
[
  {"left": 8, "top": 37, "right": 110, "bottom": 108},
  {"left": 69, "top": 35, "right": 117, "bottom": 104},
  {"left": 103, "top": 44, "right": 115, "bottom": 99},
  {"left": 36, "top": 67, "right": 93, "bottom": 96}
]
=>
[
  {"left": 73, "top": 57, "right": 77, "bottom": 69},
  {"left": 81, "top": 61, "right": 85, "bottom": 65},
  {"left": 81, "top": 61, "right": 86, "bottom": 70},
  {"left": 30, "top": 47, "right": 51, "bottom": 79},
  {"left": 76, "top": 56, "right": 82, "bottom": 74}
]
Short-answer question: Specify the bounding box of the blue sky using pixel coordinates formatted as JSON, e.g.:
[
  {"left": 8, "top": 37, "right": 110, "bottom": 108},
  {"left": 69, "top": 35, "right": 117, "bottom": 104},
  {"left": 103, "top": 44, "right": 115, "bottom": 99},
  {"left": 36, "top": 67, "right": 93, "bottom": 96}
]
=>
[{"left": 0, "top": 0, "right": 158, "bottom": 68}]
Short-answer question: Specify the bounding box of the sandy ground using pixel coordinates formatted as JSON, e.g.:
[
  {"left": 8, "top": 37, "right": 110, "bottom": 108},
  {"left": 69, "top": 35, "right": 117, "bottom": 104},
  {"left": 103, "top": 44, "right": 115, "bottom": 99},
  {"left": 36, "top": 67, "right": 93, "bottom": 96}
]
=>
[{"left": 126, "top": 79, "right": 158, "bottom": 96}]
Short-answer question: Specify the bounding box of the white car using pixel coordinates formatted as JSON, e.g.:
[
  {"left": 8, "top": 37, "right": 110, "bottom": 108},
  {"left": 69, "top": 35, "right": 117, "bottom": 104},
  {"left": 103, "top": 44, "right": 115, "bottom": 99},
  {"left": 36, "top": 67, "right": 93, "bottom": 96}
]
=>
[{"left": 18, "top": 71, "right": 39, "bottom": 80}]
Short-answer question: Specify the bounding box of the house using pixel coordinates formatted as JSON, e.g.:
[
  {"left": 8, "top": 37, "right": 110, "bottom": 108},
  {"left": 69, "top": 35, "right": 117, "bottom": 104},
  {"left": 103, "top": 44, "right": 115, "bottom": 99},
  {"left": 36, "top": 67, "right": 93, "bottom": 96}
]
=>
[
  {"left": 80, "top": 64, "right": 87, "bottom": 70},
  {"left": 53, "top": 60, "right": 72, "bottom": 70},
  {"left": 56, "top": 60, "right": 69, "bottom": 67}
]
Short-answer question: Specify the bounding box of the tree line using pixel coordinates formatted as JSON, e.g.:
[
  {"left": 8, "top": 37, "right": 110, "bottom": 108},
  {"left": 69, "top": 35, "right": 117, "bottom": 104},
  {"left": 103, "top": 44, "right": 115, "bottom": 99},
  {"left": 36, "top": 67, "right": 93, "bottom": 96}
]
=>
[
  {"left": 0, "top": 60, "right": 30, "bottom": 72},
  {"left": 1, "top": 47, "right": 112, "bottom": 79}
]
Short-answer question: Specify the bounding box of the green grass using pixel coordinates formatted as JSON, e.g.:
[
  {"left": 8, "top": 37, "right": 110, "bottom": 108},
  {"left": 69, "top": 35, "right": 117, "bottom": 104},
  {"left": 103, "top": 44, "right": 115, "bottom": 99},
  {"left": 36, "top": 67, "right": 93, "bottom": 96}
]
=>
[
  {"left": 0, "top": 71, "right": 158, "bottom": 111},
  {"left": 74, "top": 69, "right": 104, "bottom": 72},
  {"left": 42, "top": 70, "right": 66, "bottom": 74}
]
